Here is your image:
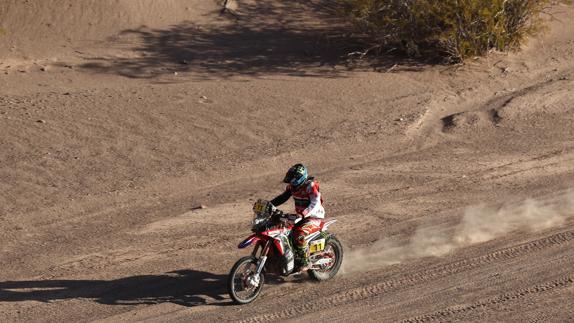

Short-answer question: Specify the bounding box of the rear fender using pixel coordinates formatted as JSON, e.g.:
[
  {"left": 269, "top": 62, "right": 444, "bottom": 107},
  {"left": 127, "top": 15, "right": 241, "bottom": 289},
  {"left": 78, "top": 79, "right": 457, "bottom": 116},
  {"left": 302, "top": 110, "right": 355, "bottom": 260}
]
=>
[
  {"left": 238, "top": 235, "right": 261, "bottom": 249},
  {"left": 321, "top": 219, "right": 337, "bottom": 232}
]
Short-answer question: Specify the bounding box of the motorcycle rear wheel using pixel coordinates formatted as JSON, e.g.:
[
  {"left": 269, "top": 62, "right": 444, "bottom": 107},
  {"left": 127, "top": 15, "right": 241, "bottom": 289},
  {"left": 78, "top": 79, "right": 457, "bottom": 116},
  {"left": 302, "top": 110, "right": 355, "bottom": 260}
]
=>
[
  {"left": 309, "top": 236, "right": 343, "bottom": 281},
  {"left": 228, "top": 256, "right": 265, "bottom": 304}
]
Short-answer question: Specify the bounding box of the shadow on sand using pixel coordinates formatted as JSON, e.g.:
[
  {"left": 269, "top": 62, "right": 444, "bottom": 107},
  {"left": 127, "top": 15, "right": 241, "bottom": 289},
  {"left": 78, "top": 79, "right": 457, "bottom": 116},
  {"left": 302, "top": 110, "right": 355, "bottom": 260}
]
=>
[
  {"left": 0, "top": 269, "right": 229, "bottom": 307},
  {"left": 78, "top": 1, "right": 423, "bottom": 79}
]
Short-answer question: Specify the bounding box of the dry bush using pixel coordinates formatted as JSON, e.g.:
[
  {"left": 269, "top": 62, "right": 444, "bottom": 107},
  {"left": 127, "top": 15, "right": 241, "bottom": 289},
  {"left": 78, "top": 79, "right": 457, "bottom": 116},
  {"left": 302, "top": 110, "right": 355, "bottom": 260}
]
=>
[{"left": 339, "top": 0, "right": 566, "bottom": 62}]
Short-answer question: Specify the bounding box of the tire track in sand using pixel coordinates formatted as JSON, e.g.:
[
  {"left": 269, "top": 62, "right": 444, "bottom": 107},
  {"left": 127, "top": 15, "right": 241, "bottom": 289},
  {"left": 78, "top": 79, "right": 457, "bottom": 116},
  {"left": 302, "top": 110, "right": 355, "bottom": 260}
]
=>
[
  {"left": 238, "top": 229, "right": 574, "bottom": 323},
  {"left": 401, "top": 275, "right": 574, "bottom": 323}
]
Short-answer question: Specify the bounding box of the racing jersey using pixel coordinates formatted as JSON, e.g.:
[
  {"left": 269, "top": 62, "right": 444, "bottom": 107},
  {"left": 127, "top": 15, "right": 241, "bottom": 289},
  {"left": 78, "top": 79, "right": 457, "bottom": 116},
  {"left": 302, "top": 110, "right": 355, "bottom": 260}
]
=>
[{"left": 270, "top": 177, "right": 325, "bottom": 219}]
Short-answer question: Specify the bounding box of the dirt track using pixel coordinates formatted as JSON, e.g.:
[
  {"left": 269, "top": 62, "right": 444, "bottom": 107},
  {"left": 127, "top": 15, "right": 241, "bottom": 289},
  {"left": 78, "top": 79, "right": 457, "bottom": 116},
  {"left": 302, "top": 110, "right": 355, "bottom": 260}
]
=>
[{"left": 1, "top": 1, "right": 574, "bottom": 322}]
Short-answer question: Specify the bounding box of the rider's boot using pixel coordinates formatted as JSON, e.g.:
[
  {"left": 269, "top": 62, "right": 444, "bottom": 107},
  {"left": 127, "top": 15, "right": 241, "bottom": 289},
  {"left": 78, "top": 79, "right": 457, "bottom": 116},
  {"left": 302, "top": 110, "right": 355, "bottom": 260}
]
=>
[{"left": 294, "top": 245, "right": 310, "bottom": 273}]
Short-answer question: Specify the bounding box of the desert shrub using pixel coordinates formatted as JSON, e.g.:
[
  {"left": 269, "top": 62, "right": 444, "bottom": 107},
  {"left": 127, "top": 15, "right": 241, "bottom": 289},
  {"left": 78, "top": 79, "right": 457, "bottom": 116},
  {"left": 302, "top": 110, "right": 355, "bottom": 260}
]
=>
[{"left": 339, "top": 0, "right": 564, "bottom": 62}]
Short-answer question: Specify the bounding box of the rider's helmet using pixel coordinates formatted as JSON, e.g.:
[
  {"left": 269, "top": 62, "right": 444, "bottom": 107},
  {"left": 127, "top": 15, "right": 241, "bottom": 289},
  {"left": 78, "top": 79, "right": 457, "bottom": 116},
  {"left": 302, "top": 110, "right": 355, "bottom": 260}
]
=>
[{"left": 283, "top": 163, "right": 308, "bottom": 188}]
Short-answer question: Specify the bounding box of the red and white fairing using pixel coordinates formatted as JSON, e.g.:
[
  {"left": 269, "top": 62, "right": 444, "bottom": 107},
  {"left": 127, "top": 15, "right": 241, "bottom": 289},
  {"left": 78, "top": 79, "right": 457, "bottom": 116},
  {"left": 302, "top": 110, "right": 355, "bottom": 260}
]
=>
[{"left": 239, "top": 222, "right": 294, "bottom": 255}]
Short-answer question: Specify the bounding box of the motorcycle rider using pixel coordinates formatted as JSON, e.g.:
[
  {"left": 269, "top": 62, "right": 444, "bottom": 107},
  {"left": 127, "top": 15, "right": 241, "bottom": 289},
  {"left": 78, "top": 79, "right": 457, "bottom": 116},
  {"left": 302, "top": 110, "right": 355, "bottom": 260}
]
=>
[{"left": 270, "top": 163, "right": 325, "bottom": 272}]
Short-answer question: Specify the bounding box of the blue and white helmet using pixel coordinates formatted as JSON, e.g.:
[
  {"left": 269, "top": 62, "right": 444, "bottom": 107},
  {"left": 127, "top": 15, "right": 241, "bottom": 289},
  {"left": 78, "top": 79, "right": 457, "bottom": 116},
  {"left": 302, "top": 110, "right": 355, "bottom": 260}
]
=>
[{"left": 283, "top": 164, "right": 308, "bottom": 188}]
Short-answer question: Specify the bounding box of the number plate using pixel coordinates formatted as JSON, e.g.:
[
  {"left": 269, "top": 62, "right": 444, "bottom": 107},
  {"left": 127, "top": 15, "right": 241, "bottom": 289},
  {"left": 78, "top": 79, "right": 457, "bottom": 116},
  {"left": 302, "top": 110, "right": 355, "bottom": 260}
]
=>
[
  {"left": 309, "top": 239, "right": 325, "bottom": 253},
  {"left": 253, "top": 200, "right": 266, "bottom": 214}
]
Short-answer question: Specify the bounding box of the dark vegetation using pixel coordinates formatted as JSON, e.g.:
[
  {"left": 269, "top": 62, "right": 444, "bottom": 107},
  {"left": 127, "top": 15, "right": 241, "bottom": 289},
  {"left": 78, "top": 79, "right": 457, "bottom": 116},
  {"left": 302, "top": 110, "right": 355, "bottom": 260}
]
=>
[{"left": 339, "top": 0, "right": 568, "bottom": 62}]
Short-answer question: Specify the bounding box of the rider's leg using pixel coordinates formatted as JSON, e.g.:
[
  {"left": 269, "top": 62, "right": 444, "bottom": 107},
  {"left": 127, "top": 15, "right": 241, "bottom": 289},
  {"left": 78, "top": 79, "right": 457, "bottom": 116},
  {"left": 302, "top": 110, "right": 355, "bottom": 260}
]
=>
[{"left": 293, "top": 218, "right": 321, "bottom": 270}]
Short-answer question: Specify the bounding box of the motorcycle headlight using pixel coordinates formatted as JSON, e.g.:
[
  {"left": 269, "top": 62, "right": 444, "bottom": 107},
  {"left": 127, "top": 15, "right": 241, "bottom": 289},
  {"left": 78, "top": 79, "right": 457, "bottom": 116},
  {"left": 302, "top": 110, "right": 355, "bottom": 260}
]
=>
[
  {"left": 252, "top": 217, "right": 263, "bottom": 226},
  {"left": 251, "top": 215, "right": 269, "bottom": 231}
]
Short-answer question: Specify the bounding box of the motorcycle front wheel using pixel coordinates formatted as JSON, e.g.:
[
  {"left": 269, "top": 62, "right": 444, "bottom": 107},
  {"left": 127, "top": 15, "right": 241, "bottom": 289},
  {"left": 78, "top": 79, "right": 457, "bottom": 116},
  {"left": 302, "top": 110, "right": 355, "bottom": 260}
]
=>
[{"left": 227, "top": 256, "right": 265, "bottom": 304}]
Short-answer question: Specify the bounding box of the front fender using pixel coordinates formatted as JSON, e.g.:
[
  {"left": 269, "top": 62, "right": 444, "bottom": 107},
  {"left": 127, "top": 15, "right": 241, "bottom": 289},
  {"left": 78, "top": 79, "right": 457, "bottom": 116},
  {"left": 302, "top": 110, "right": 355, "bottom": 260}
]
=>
[{"left": 238, "top": 234, "right": 261, "bottom": 249}]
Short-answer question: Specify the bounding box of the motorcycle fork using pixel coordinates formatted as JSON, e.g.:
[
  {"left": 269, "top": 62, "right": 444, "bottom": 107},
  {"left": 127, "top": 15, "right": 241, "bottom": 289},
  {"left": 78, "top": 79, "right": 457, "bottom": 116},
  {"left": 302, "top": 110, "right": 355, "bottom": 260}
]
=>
[{"left": 254, "top": 240, "right": 271, "bottom": 276}]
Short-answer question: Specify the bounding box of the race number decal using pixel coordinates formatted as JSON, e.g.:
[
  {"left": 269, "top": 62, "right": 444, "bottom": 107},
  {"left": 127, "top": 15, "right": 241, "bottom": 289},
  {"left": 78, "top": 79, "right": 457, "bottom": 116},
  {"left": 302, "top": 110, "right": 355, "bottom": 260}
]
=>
[{"left": 309, "top": 239, "right": 325, "bottom": 253}]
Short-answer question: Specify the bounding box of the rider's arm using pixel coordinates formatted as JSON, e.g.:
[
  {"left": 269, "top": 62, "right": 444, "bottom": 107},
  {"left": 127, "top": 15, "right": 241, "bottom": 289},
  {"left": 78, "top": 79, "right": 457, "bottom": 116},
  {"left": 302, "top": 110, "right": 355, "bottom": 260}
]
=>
[
  {"left": 270, "top": 188, "right": 291, "bottom": 207},
  {"left": 302, "top": 182, "right": 321, "bottom": 218}
]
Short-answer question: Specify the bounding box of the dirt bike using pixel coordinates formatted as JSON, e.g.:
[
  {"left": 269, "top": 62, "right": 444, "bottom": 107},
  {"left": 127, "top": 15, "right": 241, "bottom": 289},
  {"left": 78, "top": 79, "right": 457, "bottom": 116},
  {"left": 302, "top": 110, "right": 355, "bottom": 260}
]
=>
[{"left": 227, "top": 199, "right": 343, "bottom": 304}]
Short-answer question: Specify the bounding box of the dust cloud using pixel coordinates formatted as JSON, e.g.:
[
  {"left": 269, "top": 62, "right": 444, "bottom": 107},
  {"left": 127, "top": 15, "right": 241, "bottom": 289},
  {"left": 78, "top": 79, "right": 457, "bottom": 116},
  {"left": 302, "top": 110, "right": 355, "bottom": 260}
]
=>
[{"left": 341, "top": 191, "right": 574, "bottom": 274}]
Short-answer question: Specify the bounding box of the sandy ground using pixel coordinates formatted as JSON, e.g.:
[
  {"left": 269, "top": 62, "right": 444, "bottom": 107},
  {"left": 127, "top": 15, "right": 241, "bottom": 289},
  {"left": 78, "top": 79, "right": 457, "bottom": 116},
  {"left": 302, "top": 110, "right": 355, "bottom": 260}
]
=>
[{"left": 1, "top": 1, "right": 574, "bottom": 322}]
